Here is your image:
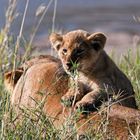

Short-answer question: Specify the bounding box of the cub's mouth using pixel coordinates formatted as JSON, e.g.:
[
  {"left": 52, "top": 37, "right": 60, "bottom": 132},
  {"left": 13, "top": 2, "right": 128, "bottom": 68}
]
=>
[{"left": 63, "top": 61, "right": 80, "bottom": 76}]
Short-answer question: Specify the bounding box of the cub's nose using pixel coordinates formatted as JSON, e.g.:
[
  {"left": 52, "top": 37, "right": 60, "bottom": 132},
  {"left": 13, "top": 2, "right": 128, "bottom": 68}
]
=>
[{"left": 66, "top": 62, "right": 72, "bottom": 69}]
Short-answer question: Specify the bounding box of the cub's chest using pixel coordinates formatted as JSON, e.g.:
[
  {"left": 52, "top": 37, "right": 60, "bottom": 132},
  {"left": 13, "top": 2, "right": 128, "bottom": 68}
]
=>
[{"left": 78, "top": 73, "right": 99, "bottom": 92}]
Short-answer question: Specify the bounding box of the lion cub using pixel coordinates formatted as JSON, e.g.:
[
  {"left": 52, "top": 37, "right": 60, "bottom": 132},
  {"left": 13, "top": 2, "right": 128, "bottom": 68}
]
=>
[{"left": 50, "top": 30, "right": 137, "bottom": 110}]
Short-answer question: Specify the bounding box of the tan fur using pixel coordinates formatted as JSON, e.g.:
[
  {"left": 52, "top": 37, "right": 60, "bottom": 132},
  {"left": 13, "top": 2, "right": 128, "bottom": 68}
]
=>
[
  {"left": 4, "top": 55, "right": 140, "bottom": 139},
  {"left": 50, "top": 29, "right": 137, "bottom": 110}
]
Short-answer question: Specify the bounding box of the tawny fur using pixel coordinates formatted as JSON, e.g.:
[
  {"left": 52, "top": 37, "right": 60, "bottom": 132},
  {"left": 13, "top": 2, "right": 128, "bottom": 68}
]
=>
[
  {"left": 4, "top": 55, "right": 140, "bottom": 139},
  {"left": 50, "top": 29, "right": 137, "bottom": 110}
]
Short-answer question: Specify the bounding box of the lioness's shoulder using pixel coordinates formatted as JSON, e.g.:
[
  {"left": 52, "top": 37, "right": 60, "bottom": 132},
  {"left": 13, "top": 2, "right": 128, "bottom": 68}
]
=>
[
  {"left": 4, "top": 55, "right": 61, "bottom": 93},
  {"left": 21, "top": 55, "right": 60, "bottom": 69}
]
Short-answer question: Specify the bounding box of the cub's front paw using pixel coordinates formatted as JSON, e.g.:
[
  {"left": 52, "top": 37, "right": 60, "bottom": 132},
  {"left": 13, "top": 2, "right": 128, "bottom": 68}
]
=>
[
  {"left": 75, "top": 100, "right": 96, "bottom": 112},
  {"left": 61, "top": 95, "right": 74, "bottom": 107}
]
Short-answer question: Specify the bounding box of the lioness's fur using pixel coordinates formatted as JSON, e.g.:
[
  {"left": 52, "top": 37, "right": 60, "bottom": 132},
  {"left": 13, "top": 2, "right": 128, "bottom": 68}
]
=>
[
  {"left": 50, "top": 30, "right": 137, "bottom": 110},
  {"left": 4, "top": 55, "right": 140, "bottom": 139}
]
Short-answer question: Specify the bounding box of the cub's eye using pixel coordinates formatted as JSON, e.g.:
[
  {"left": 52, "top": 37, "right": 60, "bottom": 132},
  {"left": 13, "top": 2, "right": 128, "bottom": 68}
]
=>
[
  {"left": 56, "top": 44, "right": 61, "bottom": 50},
  {"left": 76, "top": 48, "right": 85, "bottom": 56},
  {"left": 62, "top": 48, "right": 67, "bottom": 55}
]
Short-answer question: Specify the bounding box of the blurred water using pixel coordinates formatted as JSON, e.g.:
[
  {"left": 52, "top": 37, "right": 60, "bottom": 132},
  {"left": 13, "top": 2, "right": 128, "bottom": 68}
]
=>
[
  {"left": 0, "top": 0, "right": 140, "bottom": 56},
  {"left": 1, "top": 0, "right": 140, "bottom": 35}
]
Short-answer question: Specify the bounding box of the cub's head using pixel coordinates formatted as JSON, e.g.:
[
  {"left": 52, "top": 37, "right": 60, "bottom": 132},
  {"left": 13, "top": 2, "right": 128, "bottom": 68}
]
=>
[{"left": 49, "top": 30, "right": 106, "bottom": 75}]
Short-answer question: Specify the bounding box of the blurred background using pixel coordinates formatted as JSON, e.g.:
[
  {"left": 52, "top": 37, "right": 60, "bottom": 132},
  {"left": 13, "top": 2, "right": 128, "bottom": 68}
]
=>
[{"left": 1, "top": 0, "right": 140, "bottom": 57}]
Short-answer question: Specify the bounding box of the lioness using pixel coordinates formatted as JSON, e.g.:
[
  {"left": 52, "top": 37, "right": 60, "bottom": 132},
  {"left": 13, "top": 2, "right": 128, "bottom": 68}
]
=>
[
  {"left": 49, "top": 29, "right": 137, "bottom": 110},
  {"left": 4, "top": 55, "right": 140, "bottom": 139}
]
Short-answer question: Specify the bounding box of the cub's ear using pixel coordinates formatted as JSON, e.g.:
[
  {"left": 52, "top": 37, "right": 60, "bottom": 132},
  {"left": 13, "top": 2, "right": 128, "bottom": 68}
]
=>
[
  {"left": 87, "top": 32, "right": 107, "bottom": 51},
  {"left": 49, "top": 33, "right": 63, "bottom": 51}
]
